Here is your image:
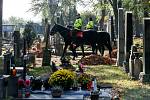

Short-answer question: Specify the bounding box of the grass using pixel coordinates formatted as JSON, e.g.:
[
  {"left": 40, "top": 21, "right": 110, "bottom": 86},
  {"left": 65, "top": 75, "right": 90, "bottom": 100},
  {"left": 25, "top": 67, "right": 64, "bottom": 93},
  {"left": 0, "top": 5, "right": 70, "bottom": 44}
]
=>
[
  {"left": 27, "top": 66, "right": 52, "bottom": 77},
  {"left": 27, "top": 62, "right": 150, "bottom": 99},
  {"left": 86, "top": 65, "right": 150, "bottom": 100}
]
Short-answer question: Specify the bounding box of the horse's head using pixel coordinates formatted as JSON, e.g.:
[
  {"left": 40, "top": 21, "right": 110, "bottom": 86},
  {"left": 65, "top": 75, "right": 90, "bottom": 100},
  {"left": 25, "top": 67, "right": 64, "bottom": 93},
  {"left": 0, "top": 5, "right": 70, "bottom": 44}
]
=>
[{"left": 50, "top": 23, "right": 58, "bottom": 35}]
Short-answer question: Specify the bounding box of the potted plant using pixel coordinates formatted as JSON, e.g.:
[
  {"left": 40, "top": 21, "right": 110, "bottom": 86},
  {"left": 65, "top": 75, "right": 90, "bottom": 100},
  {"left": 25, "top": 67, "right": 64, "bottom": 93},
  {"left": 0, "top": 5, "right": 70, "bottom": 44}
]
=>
[
  {"left": 51, "top": 86, "right": 63, "bottom": 98},
  {"left": 77, "top": 73, "right": 92, "bottom": 90},
  {"left": 48, "top": 69, "right": 76, "bottom": 91}
]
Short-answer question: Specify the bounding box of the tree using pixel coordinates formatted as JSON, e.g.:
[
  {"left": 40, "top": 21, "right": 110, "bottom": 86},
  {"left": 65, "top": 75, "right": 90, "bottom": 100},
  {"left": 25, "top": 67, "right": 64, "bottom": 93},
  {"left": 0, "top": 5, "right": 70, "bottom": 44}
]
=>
[
  {"left": 8, "top": 16, "right": 26, "bottom": 25},
  {"left": 23, "top": 22, "right": 36, "bottom": 52},
  {"left": 122, "top": 0, "right": 150, "bottom": 35},
  {"left": 107, "top": 0, "right": 118, "bottom": 37},
  {"left": 93, "top": 0, "right": 111, "bottom": 30},
  {"left": 30, "top": 0, "right": 77, "bottom": 23}
]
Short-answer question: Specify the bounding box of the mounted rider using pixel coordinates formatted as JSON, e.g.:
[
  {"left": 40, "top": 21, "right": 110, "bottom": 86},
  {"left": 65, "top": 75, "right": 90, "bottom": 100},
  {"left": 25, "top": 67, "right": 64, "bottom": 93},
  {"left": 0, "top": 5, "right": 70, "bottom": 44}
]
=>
[
  {"left": 70, "top": 14, "right": 83, "bottom": 51},
  {"left": 74, "top": 14, "right": 83, "bottom": 30},
  {"left": 73, "top": 14, "right": 83, "bottom": 38},
  {"left": 86, "top": 17, "right": 94, "bottom": 30}
]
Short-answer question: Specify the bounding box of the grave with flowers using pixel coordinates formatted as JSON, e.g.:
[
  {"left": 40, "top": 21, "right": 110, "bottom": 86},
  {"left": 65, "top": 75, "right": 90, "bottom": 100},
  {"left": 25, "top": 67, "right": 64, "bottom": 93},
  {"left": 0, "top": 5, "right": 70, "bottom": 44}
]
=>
[{"left": 8, "top": 52, "right": 120, "bottom": 100}]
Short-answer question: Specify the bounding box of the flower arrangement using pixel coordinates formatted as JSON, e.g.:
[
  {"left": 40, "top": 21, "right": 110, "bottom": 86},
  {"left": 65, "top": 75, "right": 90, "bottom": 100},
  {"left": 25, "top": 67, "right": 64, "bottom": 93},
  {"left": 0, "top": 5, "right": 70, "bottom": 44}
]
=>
[
  {"left": 48, "top": 69, "right": 76, "bottom": 90},
  {"left": 77, "top": 73, "right": 92, "bottom": 90}
]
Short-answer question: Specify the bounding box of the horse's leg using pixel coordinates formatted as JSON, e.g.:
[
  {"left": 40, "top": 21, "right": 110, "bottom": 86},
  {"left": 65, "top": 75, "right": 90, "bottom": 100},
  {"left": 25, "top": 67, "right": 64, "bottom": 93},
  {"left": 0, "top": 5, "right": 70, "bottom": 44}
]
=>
[
  {"left": 95, "top": 44, "right": 98, "bottom": 54},
  {"left": 105, "top": 43, "right": 112, "bottom": 58},
  {"left": 61, "top": 43, "right": 68, "bottom": 60},
  {"left": 97, "top": 43, "right": 104, "bottom": 56},
  {"left": 101, "top": 45, "right": 105, "bottom": 56},
  {"left": 91, "top": 44, "right": 96, "bottom": 54},
  {"left": 106, "top": 32, "right": 112, "bottom": 58},
  {"left": 80, "top": 44, "right": 85, "bottom": 58},
  {"left": 72, "top": 44, "right": 79, "bottom": 60}
]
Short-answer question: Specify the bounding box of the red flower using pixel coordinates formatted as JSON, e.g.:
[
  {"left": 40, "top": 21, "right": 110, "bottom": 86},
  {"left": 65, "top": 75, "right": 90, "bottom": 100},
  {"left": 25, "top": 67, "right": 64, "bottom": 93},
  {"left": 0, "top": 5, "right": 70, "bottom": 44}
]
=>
[
  {"left": 87, "top": 81, "right": 92, "bottom": 91},
  {"left": 18, "top": 79, "right": 24, "bottom": 86},
  {"left": 25, "top": 80, "right": 30, "bottom": 86}
]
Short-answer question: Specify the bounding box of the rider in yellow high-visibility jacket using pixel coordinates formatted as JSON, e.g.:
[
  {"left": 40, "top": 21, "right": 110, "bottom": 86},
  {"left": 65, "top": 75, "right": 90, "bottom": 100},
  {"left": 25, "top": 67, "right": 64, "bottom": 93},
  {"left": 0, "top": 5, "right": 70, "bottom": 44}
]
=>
[
  {"left": 71, "top": 14, "right": 83, "bottom": 52},
  {"left": 86, "top": 17, "right": 94, "bottom": 29},
  {"left": 74, "top": 14, "right": 83, "bottom": 30}
]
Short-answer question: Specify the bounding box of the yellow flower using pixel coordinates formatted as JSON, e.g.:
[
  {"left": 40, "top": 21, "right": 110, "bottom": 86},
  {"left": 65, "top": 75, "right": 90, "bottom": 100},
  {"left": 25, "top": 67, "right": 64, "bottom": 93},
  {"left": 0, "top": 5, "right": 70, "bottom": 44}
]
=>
[{"left": 48, "top": 69, "right": 76, "bottom": 88}]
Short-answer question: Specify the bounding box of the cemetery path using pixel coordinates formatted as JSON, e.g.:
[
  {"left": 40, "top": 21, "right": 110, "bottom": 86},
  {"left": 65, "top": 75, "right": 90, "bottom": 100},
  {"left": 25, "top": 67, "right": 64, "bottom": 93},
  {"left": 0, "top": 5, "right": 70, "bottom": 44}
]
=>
[{"left": 35, "top": 50, "right": 112, "bottom": 67}]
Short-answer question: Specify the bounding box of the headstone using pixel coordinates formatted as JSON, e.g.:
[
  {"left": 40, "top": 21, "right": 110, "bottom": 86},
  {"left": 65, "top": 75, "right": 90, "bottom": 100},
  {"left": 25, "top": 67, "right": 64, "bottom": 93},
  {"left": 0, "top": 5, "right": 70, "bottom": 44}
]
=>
[
  {"left": 133, "top": 52, "right": 142, "bottom": 79},
  {"left": 124, "top": 11, "right": 133, "bottom": 72},
  {"left": 0, "top": 75, "right": 10, "bottom": 99},
  {"left": 7, "top": 75, "right": 20, "bottom": 97},
  {"left": 129, "top": 45, "right": 137, "bottom": 77},
  {"left": 13, "top": 30, "right": 21, "bottom": 59},
  {"left": 139, "top": 18, "right": 150, "bottom": 83},
  {"left": 116, "top": 8, "right": 125, "bottom": 66},
  {"left": 0, "top": 56, "right": 4, "bottom": 75},
  {"left": 55, "top": 17, "right": 63, "bottom": 56},
  {"left": 13, "top": 30, "right": 21, "bottom": 67},
  {"left": 3, "top": 52, "right": 11, "bottom": 75},
  {"left": 0, "top": 77, "right": 4, "bottom": 99},
  {"left": 55, "top": 34, "right": 63, "bottom": 56}
]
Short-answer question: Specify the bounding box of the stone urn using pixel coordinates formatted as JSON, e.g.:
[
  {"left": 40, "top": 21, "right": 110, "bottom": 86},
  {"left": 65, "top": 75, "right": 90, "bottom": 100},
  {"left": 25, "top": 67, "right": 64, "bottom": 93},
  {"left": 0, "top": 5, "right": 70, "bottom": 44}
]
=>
[{"left": 51, "top": 86, "right": 63, "bottom": 98}]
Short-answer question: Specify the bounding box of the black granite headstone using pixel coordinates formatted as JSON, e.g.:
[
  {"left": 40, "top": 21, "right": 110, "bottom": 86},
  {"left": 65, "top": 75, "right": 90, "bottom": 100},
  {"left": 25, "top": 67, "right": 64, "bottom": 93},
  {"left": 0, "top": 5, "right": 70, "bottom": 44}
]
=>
[
  {"left": 3, "top": 52, "right": 11, "bottom": 75},
  {"left": 124, "top": 11, "right": 133, "bottom": 72},
  {"left": 139, "top": 18, "right": 150, "bottom": 83}
]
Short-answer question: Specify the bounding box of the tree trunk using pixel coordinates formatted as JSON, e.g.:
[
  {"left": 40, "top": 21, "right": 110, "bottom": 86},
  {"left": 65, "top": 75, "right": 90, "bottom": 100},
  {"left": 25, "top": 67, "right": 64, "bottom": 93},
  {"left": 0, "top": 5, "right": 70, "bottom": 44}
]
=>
[
  {"left": 99, "top": 9, "right": 106, "bottom": 31},
  {"left": 110, "top": 0, "right": 118, "bottom": 39},
  {"left": 113, "top": 7, "right": 118, "bottom": 38}
]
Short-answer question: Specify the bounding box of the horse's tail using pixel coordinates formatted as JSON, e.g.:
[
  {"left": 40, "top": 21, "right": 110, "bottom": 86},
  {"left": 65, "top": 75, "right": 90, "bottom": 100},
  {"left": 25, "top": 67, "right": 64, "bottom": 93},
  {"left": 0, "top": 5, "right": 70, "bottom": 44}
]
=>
[
  {"left": 105, "top": 32, "right": 112, "bottom": 58},
  {"left": 106, "top": 32, "right": 112, "bottom": 51}
]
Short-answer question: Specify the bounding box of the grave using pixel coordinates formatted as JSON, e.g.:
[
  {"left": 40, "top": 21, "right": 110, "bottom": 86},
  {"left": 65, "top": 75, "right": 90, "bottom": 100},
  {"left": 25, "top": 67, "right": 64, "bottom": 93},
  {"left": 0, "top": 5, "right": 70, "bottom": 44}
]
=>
[
  {"left": 117, "top": 8, "right": 125, "bottom": 66},
  {"left": 16, "top": 88, "right": 114, "bottom": 100},
  {"left": 124, "top": 11, "right": 133, "bottom": 73},
  {"left": 139, "top": 18, "right": 150, "bottom": 83}
]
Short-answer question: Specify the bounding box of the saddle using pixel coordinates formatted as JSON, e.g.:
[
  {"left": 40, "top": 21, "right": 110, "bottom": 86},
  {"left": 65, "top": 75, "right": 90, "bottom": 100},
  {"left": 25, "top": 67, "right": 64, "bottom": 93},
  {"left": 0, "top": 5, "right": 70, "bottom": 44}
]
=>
[
  {"left": 76, "top": 31, "right": 83, "bottom": 38},
  {"left": 70, "top": 29, "right": 84, "bottom": 38}
]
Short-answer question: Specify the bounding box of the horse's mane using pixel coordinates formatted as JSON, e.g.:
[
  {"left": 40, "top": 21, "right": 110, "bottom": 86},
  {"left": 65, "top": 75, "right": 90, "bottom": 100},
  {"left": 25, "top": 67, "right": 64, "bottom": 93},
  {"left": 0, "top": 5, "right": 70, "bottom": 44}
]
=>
[{"left": 56, "top": 24, "right": 70, "bottom": 31}]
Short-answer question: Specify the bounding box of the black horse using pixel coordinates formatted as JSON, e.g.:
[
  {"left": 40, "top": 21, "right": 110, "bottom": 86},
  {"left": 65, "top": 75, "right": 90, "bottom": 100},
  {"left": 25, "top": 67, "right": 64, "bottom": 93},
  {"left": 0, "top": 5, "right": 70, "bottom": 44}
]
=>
[{"left": 50, "top": 24, "right": 112, "bottom": 59}]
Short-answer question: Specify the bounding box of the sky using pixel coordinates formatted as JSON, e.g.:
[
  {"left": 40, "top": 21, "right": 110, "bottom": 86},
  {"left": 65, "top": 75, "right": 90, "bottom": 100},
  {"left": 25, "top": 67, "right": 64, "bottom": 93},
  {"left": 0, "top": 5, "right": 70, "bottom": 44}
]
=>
[
  {"left": 3, "top": 0, "right": 94, "bottom": 23},
  {"left": 3, "top": 0, "right": 41, "bottom": 22}
]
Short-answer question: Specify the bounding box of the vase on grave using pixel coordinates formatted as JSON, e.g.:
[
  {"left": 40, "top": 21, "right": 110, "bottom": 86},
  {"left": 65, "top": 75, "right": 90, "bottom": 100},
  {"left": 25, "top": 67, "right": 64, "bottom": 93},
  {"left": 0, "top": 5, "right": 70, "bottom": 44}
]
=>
[
  {"left": 11, "top": 67, "right": 16, "bottom": 77},
  {"left": 90, "top": 91, "right": 99, "bottom": 100},
  {"left": 51, "top": 86, "right": 63, "bottom": 98}
]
